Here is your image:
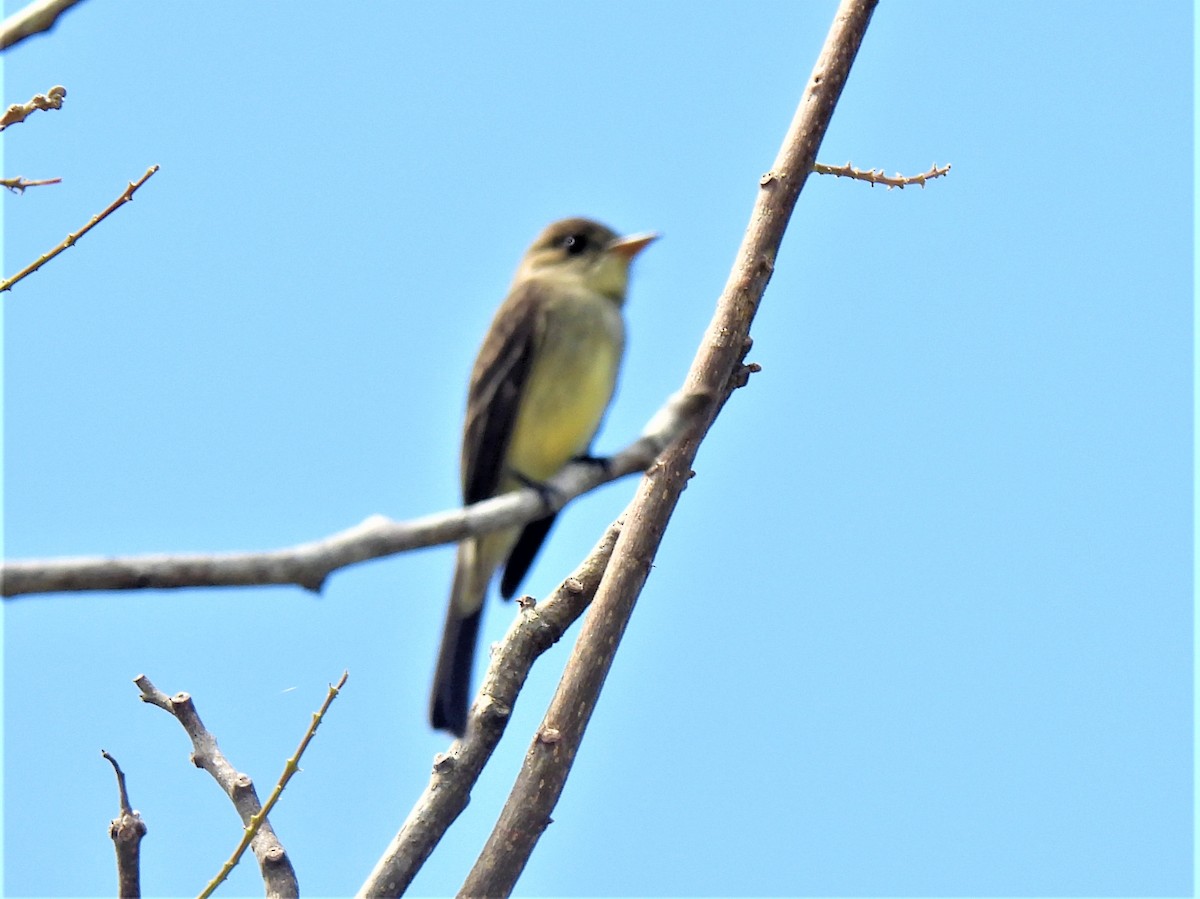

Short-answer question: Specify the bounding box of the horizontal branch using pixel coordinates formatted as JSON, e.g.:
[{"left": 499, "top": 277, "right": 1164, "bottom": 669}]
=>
[
  {"left": 813, "top": 159, "right": 951, "bottom": 188},
  {"left": 2, "top": 175, "right": 63, "bottom": 192},
  {"left": 2, "top": 389, "right": 708, "bottom": 598}
]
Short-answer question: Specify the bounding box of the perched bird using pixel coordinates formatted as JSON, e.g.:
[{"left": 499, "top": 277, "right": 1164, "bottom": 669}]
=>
[{"left": 430, "top": 217, "right": 657, "bottom": 737}]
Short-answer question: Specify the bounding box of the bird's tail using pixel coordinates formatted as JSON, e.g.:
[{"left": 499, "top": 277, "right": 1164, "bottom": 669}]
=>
[{"left": 429, "top": 541, "right": 487, "bottom": 737}]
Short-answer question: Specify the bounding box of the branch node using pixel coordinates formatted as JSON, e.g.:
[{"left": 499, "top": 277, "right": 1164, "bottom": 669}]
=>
[{"left": 477, "top": 693, "right": 512, "bottom": 727}]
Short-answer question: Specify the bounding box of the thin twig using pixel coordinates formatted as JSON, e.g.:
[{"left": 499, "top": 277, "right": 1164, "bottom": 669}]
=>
[
  {"left": 0, "top": 84, "right": 65, "bottom": 130},
  {"left": 1, "top": 389, "right": 707, "bottom": 597},
  {"left": 0, "top": 164, "right": 159, "bottom": 293},
  {"left": 0, "top": 0, "right": 86, "bottom": 52},
  {"left": 134, "top": 675, "right": 299, "bottom": 899},
  {"left": 813, "top": 159, "right": 951, "bottom": 188},
  {"left": 2, "top": 176, "right": 62, "bottom": 192},
  {"left": 460, "top": 1, "right": 882, "bottom": 896},
  {"left": 102, "top": 750, "right": 146, "bottom": 899},
  {"left": 199, "top": 672, "right": 348, "bottom": 899}
]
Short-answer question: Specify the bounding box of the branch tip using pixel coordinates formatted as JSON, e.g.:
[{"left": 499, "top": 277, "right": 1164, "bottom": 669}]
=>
[{"left": 0, "top": 83, "right": 67, "bottom": 130}]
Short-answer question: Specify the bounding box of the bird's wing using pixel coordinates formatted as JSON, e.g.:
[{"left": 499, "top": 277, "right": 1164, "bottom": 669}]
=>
[{"left": 461, "top": 280, "right": 544, "bottom": 505}]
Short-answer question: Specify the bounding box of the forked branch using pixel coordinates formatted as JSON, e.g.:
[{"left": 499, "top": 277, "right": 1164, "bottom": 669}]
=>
[{"left": 459, "top": 1, "right": 882, "bottom": 896}]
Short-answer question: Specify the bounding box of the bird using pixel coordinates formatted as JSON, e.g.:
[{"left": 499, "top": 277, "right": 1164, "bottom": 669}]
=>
[{"left": 430, "top": 217, "right": 657, "bottom": 737}]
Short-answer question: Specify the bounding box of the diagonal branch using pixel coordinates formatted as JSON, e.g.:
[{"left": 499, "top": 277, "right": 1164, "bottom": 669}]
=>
[
  {"left": 0, "top": 0, "right": 86, "bottom": 52},
  {"left": 134, "top": 675, "right": 299, "bottom": 899},
  {"left": 1, "top": 389, "right": 706, "bottom": 598},
  {"left": 0, "top": 163, "right": 159, "bottom": 293},
  {"left": 357, "top": 522, "right": 622, "bottom": 898},
  {"left": 460, "top": 1, "right": 880, "bottom": 895},
  {"left": 198, "top": 672, "right": 348, "bottom": 899}
]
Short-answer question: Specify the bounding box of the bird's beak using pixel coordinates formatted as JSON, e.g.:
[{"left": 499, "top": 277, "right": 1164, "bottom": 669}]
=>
[{"left": 607, "top": 231, "right": 660, "bottom": 261}]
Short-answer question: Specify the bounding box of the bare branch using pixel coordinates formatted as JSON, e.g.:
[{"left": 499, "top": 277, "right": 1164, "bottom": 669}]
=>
[
  {"left": 0, "top": 163, "right": 159, "bottom": 293},
  {"left": 2, "top": 176, "right": 62, "bottom": 192},
  {"left": 133, "top": 675, "right": 299, "bottom": 899},
  {"left": 357, "top": 523, "right": 621, "bottom": 898},
  {"left": 814, "top": 159, "right": 952, "bottom": 188},
  {"left": 460, "top": 1, "right": 881, "bottom": 895},
  {"left": 199, "top": 672, "right": 348, "bottom": 899},
  {"left": 0, "top": 84, "right": 66, "bottom": 131},
  {"left": 1, "top": 389, "right": 707, "bottom": 598},
  {"left": 0, "top": 0, "right": 86, "bottom": 52},
  {"left": 101, "top": 750, "right": 146, "bottom": 899}
]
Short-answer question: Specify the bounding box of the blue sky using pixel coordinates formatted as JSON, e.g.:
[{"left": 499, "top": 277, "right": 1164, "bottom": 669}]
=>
[{"left": 2, "top": 2, "right": 1193, "bottom": 897}]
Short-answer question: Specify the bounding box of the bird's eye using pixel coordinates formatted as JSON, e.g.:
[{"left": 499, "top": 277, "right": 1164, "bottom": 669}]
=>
[{"left": 560, "top": 233, "right": 590, "bottom": 256}]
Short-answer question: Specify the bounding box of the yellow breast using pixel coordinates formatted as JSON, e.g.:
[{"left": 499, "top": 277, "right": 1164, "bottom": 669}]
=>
[{"left": 505, "top": 292, "right": 624, "bottom": 483}]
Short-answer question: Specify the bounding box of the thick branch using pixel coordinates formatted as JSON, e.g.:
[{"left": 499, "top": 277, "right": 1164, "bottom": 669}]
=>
[
  {"left": 0, "top": 0, "right": 85, "bottom": 52},
  {"left": 1, "top": 390, "right": 705, "bottom": 598},
  {"left": 460, "top": 2, "right": 880, "bottom": 896},
  {"left": 134, "top": 676, "right": 299, "bottom": 899},
  {"left": 357, "top": 523, "right": 621, "bottom": 898}
]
